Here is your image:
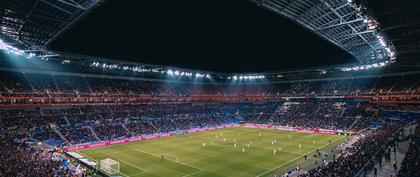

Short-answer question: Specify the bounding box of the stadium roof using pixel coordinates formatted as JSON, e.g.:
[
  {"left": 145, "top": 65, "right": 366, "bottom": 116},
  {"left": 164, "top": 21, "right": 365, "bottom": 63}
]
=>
[
  {"left": 49, "top": 0, "right": 356, "bottom": 73},
  {"left": 1, "top": 0, "right": 416, "bottom": 75},
  {"left": 365, "top": 0, "right": 420, "bottom": 65},
  {"left": 0, "top": 0, "right": 105, "bottom": 57},
  {"left": 251, "top": 0, "right": 398, "bottom": 64}
]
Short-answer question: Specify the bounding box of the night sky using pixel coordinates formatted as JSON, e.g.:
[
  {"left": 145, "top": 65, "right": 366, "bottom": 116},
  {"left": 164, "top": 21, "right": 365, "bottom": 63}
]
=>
[{"left": 50, "top": 0, "right": 355, "bottom": 73}]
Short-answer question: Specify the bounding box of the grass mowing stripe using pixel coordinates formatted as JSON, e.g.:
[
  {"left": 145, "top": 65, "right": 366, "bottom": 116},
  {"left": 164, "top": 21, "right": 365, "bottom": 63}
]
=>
[
  {"left": 78, "top": 149, "right": 150, "bottom": 176},
  {"left": 255, "top": 136, "right": 345, "bottom": 177},
  {"left": 77, "top": 151, "right": 133, "bottom": 177},
  {"left": 96, "top": 149, "right": 150, "bottom": 173},
  {"left": 132, "top": 148, "right": 205, "bottom": 171},
  {"left": 78, "top": 127, "right": 344, "bottom": 177},
  {"left": 132, "top": 148, "right": 205, "bottom": 176},
  {"left": 193, "top": 135, "right": 304, "bottom": 155},
  {"left": 182, "top": 169, "right": 205, "bottom": 177}
]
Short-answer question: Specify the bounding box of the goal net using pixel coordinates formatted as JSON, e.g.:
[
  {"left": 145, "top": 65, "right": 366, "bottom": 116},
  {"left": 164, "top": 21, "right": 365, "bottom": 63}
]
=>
[{"left": 100, "top": 158, "right": 120, "bottom": 175}]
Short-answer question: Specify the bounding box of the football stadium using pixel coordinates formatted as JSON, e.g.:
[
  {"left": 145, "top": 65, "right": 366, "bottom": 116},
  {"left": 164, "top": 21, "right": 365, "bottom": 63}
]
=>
[{"left": 0, "top": 0, "right": 419, "bottom": 177}]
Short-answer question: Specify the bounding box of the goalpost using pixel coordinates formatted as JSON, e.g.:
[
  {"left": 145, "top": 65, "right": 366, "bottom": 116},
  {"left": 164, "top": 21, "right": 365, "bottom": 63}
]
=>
[{"left": 100, "top": 158, "right": 120, "bottom": 175}]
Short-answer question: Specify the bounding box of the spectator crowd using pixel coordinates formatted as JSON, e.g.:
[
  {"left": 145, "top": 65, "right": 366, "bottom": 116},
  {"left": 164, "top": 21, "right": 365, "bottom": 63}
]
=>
[{"left": 0, "top": 70, "right": 418, "bottom": 176}]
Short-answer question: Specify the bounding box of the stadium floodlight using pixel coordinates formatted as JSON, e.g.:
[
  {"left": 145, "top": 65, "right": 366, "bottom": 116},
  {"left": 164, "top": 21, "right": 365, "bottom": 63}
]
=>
[
  {"left": 167, "top": 70, "right": 174, "bottom": 75},
  {"left": 61, "top": 60, "right": 71, "bottom": 64},
  {"left": 341, "top": 61, "right": 390, "bottom": 72},
  {"left": 27, "top": 53, "right": 35, "bottom": 59},
  {"left": 0, "top": 39, "right": 25, "bottom": 56},
  {"left": 100, "top": 158, "right": 120, "bottom": 175},
  {"left": 378, "top": 37, "right": 386, "bottom": 47},
  {"left": 233, "top": 75, "right": 265, "bottom": 80},
  {"left": 174, "top": 70, "right": 180, "bottom": 76}
]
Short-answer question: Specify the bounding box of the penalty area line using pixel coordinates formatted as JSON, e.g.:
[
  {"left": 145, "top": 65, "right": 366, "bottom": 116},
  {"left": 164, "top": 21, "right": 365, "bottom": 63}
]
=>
[
  {"left": 76, "top": 151, "right": 132, "bottom": 177},
  {"left": 132, "top": 148, "right": 204, "bottom": 170},
  {"left": 97, "top": 149, "right": 150, "bottom": 173},
  {"left": 182, "top": 169, "right": 205, "bottom": 177}
]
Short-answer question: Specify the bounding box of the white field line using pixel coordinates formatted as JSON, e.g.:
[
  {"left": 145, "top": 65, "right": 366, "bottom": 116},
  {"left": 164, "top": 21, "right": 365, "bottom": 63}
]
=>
[
  {"left": 130, "top": 171, "right": 150, "bottom": 177},
  {"left": 132, "top": 148, "right": 205, "bottom": 176},
  {"left": 255, "top": 136, "right": 345, "bottom": 177},
  {"left": 196, "top": 136, "right": 304, "bottom": 155},
  {"left": 161, "top": 153, "right": 179, "bottom": 162},
  {"left": 95, "top": 149, "right": 131, "bottom": 156},
  {"left": 98, "top": 150, "right": 150, "bottom": 173},
  {"left": 76, "top": 151, "right": 95, "bottom": 161},
  {"left": 132, "top": 148, "right": 204, "bottom": 170},
  {"left": 118, "top": 172, "right": 130, "bottom": 177},
  {"left": 253, "top": 144, "right": 304, "bottom": 155},
  {"left": 182, "top": 169, "right": 205, "bottom": 177},
  {"left": 77, "top": 151, "right": 132, "bottom": 177}
]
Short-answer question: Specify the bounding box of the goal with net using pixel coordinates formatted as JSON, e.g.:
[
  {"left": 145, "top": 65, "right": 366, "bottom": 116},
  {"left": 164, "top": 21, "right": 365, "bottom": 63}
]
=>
[{"left": 100, "top": 158, "right": 120, "bottom": 175}]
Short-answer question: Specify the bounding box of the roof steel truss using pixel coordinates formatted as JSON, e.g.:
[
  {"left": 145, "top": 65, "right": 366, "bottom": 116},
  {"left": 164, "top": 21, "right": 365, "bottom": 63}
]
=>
[
  {"left": 250, "top": 0, "right": 393, "bottom": 64},
  {"left": 1, "top": 0, "right": 104, "bottom": 56}
]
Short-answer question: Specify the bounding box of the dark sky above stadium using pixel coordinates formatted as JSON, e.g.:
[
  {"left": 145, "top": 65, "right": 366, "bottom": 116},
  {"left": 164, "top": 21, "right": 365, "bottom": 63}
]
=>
[{"left": 51, "top": 0, "right": 355, "bottom": 73}]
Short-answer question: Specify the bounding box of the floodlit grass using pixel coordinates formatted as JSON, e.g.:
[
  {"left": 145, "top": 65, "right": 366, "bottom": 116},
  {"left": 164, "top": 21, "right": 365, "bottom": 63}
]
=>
[{"left": 77, "top": 127, "right": 344, "bottom": 177}]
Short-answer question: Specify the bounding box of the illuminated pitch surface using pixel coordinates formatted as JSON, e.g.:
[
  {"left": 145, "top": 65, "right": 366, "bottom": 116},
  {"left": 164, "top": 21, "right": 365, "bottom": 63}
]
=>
[{"left": 77, "top": 127, "right": 344, "bottom": 177}]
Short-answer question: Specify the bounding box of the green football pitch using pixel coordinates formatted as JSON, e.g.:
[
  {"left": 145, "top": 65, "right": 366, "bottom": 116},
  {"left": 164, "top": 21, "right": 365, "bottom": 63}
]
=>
[{"left": 76, "top": 127, "right": 345, "bottom": 177}]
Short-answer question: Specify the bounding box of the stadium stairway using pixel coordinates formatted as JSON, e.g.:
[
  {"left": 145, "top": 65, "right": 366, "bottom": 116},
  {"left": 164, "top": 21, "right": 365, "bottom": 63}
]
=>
[
  {"left": 22, "top": 73, "right": 37, "bottom": 93},
  {"left": 365, "top": 141, "right": 410, "bottom": 177},
  {"left": 87, "top": 126, "right": 101, "bottom": 142},
  {"left": 53, "top": 77, "right": 61, "bottom": 92},
  {"left": 83, "top": 77, "right": 93, "bottom": 93},
  {"left": 52, "top": 127, "right": 72, "bottom": 146},
  {"left": 346, "top": 117, "right": 360, "bottom": 131},
  {"left": 148, "top": 121, "right": 158, "bottom": 130},
  {"left": 24, "top": 118, "right": 35, "bottom": 127},
  {"left": 120, "top": 123, "right": 133, "bottom": 136},
  {"left": 63, "top": 116, "right": 70, "bottom": 126},
  {"left": 339, "top": 108, "right": 346, "bottom": 118},
  {"left": 364, "top": 125, "right": 416, "bottom": 177}
]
